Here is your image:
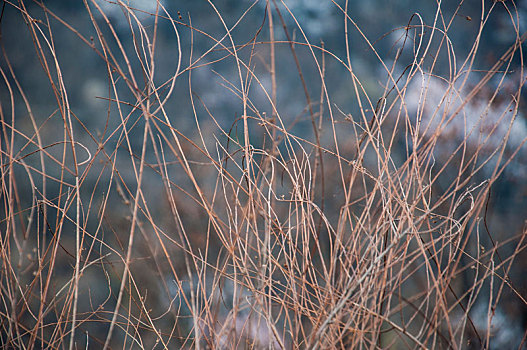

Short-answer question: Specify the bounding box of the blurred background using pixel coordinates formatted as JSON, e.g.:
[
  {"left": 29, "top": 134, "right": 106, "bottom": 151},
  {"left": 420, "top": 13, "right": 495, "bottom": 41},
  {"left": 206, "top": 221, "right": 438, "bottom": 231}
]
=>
[{"left": 1, "top": 0, "right": 527, "bottom": 348}]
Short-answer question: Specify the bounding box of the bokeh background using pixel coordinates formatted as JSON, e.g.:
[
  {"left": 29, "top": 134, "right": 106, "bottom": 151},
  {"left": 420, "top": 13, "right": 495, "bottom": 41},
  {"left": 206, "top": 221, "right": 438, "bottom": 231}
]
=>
[{"left": 2, "top": 0, "right": 527, "bottom": 348}]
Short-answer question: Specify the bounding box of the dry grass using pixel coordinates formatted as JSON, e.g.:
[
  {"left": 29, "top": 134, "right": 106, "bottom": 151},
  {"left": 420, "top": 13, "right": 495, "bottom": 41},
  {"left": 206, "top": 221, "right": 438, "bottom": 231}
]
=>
[{"left": 1, "top": 0, "right": 527, "bottom": 349}]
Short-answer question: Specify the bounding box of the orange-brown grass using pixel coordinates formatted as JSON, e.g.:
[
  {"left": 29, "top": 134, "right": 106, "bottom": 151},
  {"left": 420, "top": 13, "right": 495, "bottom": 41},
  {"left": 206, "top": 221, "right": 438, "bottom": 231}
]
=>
[{"left": 1, "top": 1, "right": 526, "bottom": 349}]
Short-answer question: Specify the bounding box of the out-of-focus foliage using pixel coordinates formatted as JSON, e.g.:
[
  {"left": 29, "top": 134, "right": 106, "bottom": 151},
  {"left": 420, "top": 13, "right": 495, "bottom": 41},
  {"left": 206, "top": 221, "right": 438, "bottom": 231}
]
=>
[{"left": 1, "top": 1, "right": 526, "bottom": 349}]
